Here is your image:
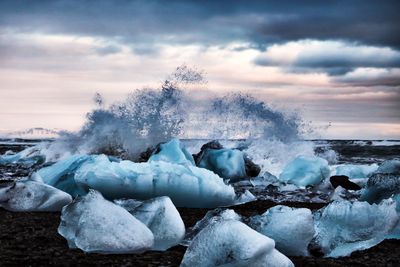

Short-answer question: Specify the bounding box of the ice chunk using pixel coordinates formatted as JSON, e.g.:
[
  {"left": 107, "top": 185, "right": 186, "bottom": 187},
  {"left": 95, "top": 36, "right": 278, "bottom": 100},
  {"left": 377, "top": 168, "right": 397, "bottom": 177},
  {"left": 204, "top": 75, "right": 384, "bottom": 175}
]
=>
[
  {"left": 33, "top": 155, "right": 92, "bottom": 197},
  {"left": 279, "top": 156, "right": 330, "bottom": 187},
  {"left": 114, "top": 198, "right": 143, "bottom": 211},
  {"left": 181, "top": 208, "right": 241, "bottom": 246},
  {"left": 360, "top": 173, "right": 400, "bottom": 204},
  {"left": 250, "top": 171, "right": 280, "bottom": 187},
  {"left": 58, "top": 190, "right": 154, "bottom": 254},
  {"left": 0, "top": 180, "right": 72, "bottom": 212},
  {"left": 116, "top": 196, "right": 185, "bottom": 251},
  {"left": 329, "top": 186, "right": 360, "bottom": 201},
  {"left": 74, "top": 155, "right": 237, "bottom": 208},
  {"left": 234, "top": 189, "right": 257, "bottom": 204},
  {"left": 312, "top": 199, "right": 399, "bottom": 257},
  {"left": 149, "top": 139, "right": 195, "bottom": 166},
  {"left": 374, "top": 159, "right": 400, "bottom": 175},
  {"left": 180, "top": 220, "right": 294, "bottom": 267},
  {"left": 249, "top": 205, "right": 315, "bottom": 256},
  {"left": 335, "top": 164, "right": 378, "bottom": 179},
  {"left": 198, "top": 148, "right": 247, "bottom": 182},
  {"left": 387, "top": 194, "right": 400, "bottom": 239},
  {"left": 0, "top": 145, "right": 45, "bottom": 166}
]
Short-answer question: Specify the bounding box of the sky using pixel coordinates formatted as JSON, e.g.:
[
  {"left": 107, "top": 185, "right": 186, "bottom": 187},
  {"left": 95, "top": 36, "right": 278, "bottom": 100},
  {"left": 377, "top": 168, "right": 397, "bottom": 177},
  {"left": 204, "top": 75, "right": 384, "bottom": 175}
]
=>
[{"left": 0, "top": 0, "right": 399, "bottom": 139}]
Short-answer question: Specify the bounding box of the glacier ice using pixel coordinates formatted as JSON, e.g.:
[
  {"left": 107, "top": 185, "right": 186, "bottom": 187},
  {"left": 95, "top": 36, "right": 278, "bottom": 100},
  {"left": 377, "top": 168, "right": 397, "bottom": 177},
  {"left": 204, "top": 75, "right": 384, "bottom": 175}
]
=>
[
  {"left": 360, "top": 173, "right": 400, "bottom": 204},
  {"left": 181, "top": 208, "right": 241, "bottom": 246},
  {"left": 279, "top": 156, "right": 330, "bottom": 187},
  {"left": 335, "top": 164, "right": 378, "bottom": 179},
  {"left": 0, "top": 145, "right": 45, "bottom": 166},
  {"left": 312, "top": 199, "right": 399, "bottom": 257},
  {"left": 113, "top": 198, "right": 143, "bottom": 211},
  {"left": 33, "top": 155, "right": 92, "bottom": 197},
  {"left": 329, "top": 186, "right": 360, "bottom": 202},
  {"left": 249, "top": 205, "right": 315, "bottom": 256},
  {"left": 116, "top": 196, "right": 185, "bottom": 251},
  {"left": 0, "top": 180, "right": 72, "bottom": 212},
  {"left": 197, "top": 148, "right": 247, "bottom": 182},
  {"left": 234, "top": 189, "right": 257, "bottom": 204},
  {"left": 374, "top": 159, "right": 400, "bottom": 175},
  {"left": 74, "top": 155, "right": 237, "bottom": 208},
  {"left": 250, "top": 171, "right": 280, "bottom": 187},
  {"left": 149, "top": 138, "right": 195, "bottom": 166},
  {"left": 387, "top": 194, "right": 400, "bottom": 239},
  {"left": 180, "top": 220, "right": 294, "bottom": 267},
  {"left": 58, "top": 190, "right": 154, "bottom": 254}
]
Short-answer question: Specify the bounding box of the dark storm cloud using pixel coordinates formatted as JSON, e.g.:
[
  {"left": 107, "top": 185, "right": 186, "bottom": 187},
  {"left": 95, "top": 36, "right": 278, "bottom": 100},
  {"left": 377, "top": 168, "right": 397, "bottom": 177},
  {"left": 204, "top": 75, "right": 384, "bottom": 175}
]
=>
[
  {"left": 334, "top": 69, "right": 400, "bottom": 87},
  {"left": 1, "top": 0, "right": 399, "bottom": 85},
  {"left": 0, "top": 0, "right": 399, "bottom": 48},
  {"left": 254, "top": 40, "right": 400, "bottom": 77}
]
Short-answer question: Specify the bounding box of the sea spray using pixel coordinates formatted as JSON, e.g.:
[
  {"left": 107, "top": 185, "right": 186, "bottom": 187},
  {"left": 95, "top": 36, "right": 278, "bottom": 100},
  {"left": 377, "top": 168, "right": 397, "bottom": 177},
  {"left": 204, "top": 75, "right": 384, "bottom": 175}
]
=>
[
  {"left": 26, "top": 66, "right": 331, "bottom": 171},
  {"left": 44, "top": 66, "right": 195, "bottom": 160},
  {"left": 206, "top": 93, "right": 303, "bottom": 141}
]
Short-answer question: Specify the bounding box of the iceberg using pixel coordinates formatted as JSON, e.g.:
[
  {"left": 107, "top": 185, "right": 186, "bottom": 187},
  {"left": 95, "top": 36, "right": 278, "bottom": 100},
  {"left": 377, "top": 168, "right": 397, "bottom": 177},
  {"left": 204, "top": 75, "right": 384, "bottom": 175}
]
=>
[
  {"left": 33, "top": 155, "right": 92, "bottom": 197},
  {"left": 180, "top": 220, "right": 294, "bottom": 267},
  {"left": 279, "top": 156, "right": 330, "bottom": 187},
  {"left": 387, "top": 194, "right": 400, "bottom": 239},
  {"left": 234, "top": 189, "right": 257, "bottom": 204},
  {"left": 149, "top": 138, "right": 195, "bottom": 166},
  {"left": 249, "top": 205, "right": 315, "bottom": 256},
  {"left": 58, "top": 190, "right": 154, "bottom": 254},
  {"left": 74, "top": 155, "right": 237, "bottom": 208},
  {"left": 335, "top": 164, "right": 378, "bottom": 179},
  {"left": 312, "top": 199, "right": 399, "bottom": 257},
  {"left": 250, "top": 171, "right": 280, "bottom": 187},
  {"left": 0, "top": 180, "right": 72, "bottom": 212},
  {"left": 0, "top": 145, "right": 45, "bottom": 166},
  {"left": 374, "top": 159, "right": 400, "bottom": 175},
  {"left": 181, "top": 208, "right": 241, "bottom": 246},
  {"left": 360, "top": 173, "right": 400, "bottom": 204},
  {"left": 116, "top": 196, "right": 185, "bottom": 251},
  {"left": 198, "top": 148, "right": 247, "bottom": 182},
  {"left": 329, "top": 186, "right": 360, "bottom": 201}
]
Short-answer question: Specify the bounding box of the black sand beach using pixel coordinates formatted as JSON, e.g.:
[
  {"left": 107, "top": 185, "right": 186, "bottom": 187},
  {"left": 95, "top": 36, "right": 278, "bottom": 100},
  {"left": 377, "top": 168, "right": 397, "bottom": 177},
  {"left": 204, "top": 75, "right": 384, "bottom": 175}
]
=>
[{"left": 1, "top": 200, "right": 399, "bottom": 266}]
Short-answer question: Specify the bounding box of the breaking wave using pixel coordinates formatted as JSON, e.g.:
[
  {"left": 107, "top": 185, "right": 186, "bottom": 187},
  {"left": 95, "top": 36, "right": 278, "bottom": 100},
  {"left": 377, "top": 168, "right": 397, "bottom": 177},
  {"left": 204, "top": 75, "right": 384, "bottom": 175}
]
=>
[{"left": 43, "top": 65, "right": 321, "bottom": 166}]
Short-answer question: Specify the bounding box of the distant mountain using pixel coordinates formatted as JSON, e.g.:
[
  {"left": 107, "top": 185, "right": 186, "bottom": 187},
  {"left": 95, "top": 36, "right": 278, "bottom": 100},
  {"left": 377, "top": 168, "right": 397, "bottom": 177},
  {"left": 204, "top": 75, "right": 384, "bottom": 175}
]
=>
[{"left": 1, "top": 127, "right": 60, "bottom": 139}]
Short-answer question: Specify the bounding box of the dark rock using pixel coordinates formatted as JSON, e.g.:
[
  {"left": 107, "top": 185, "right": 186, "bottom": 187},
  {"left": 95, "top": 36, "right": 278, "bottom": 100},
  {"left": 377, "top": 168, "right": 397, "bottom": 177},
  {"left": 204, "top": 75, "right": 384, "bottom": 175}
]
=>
[
  {"left": 192, "top": 140, "right": 223, "bottom": 164},
  {"left": 0, "top": 179, "right": 15, "bottom": 187},
  {"left": 329, "top": 175, "right": 361, "bottom": 191},
  {"left": 265, "top": 184, "right": 279, "bottom": 193},
  {"left": 137, "top": 143, "right": 163, "bottom": 162},
  {"left": 244, "top": 156, "right": 261, "bottom": 177},
  {"left": 308, "top": 242, "right": 325, "bottom": 257}
]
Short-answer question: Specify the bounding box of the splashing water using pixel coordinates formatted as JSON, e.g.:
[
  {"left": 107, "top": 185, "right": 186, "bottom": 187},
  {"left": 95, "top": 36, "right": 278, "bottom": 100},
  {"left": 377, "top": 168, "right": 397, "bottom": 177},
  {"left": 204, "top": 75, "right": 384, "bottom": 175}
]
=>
[
  {"left": 36, "top": 65, "right": 328, "bottom": 172},
  {"left": 204, "top": 93, "right": 304, "bottom": 141}
]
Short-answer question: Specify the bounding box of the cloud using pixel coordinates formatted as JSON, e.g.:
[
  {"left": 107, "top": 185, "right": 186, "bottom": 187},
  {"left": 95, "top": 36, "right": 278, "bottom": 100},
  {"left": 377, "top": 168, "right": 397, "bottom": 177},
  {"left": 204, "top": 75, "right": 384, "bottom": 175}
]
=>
[
  {"left": 333, "top": 68, "right": 400, "bottom": 87},
  {"left": 254, "top": 40, "right": 400, "bottom": 73},
  {"left": 253, "top": 40, "right": 400, "bottom": 86},
  {"left": 95, "top": 44, "right": 122, "bottom": 55},
  {"left": 0, "top": 0, "right": 399, "bottom": 48}
]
